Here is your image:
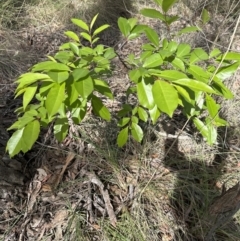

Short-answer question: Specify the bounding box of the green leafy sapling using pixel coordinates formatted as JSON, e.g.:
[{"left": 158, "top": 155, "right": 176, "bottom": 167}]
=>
[
  {"left": 116, "top": 0, "right": 239, "bottom": 146},
  {"left": 6, "top": 14, "right": 116, "bottom": 157}
]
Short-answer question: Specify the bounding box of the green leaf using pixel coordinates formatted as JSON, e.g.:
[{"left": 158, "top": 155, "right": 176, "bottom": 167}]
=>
[
  {"left": 118, "top": 117, "right": 131, "bottom": 127},
  {"left": 132, "top": 107, "right": 138, "bottom": 116},
  {"left": 92, "top": 37, "right": 100, "bottom": 45},
  {"left": 128, "top": 18, "right": 138, "bottom": 29},
  {"left": 71, "top": 18, "right": 89, "bottom": 31},
  {"left": 176, "top": 43, "right": 191, "bottom": 57},
  {"left": 129, "top": 69, "right": 142, "bottom": 83},
  {"left": 32, "top": 61, "right": 70, "bottom": 72},
  {"left": 131, "top": 123, "right": 143, "bottom": 142},
  {"left": 46, "top": 82, "right": 66, "bottom": 117},
  {"left": 205, "top": 94, "right": 219, "bottom": 119},
  {"left": 153, "top": 0, "right": 162, "bottom": 6},
  {"left": 23, "top": 83, "right": 38, "bottom": 110},
  {"left": 177, "top": 26, "right": 199, "bottom": 35},
  {"left": 72, "top": 68, "right": 89, "bottom": 81},
  {"left": 91, "top": 95, "right": 111, "bottom": 121},
  {"left": 117, "top": 104, "right": 132, "bottom": 117},
  {"left": 118, "top": 17, "right": 131, "bottom": 37},
  {"left": 64, "top": 31, "right": 80, "bottom": 42},
  {"left": 144, "top": 27, "right": 159, "bottom": 47},
  {"left": 152, "top": 80, "right": 178, "bottom": 117},
  {"left": 74, "top": 75, "right": 94, "bottom": 98},
  {"left": 206, "top": 123, "right": 217, "bottom": 145},
  {"left": 212, "top": 77, "right": 233, "bottom": 99},
  {"left": 201, "top": 9, "right": 210, "bottom": 24},
  {"left": 71, "top": 99, "right": 87, "bottom": 124},
  {"left": 66, "top": 80, "right": 79, "bottom": 105},
  {"left": 216, "top": 62, "right": 240, "bottom": 80},
  {"left": 149, "top": 104, "right": 161, "bottom": 124},
  {"left": 104, "top": 48, "right": 116, "bottom": 59},
  {"left": 94, "top": 79, "right": 113, "bottom": 99},
  {"left": 126, "top": 86, "right": 137, "bottom": 96},
  {"left": 90, "top": 13, "right": 99, "bottom": 30},
  {"left": 138, "top": 106, "right": 148, "bottom": 122},
  {"left": 193, "top": 117, "right": 209, "bottom": 139},
  {"left": 16, "top": 73, "right": 49, "bottom": 90},
  {"left": 22, "top": 120, "right": 40, "bottom": 152},
  {"left": 209, "top": 48, "right": 221, "bottom": 58},
  {"left": 80, "top": 32, "right": 91, "bottom": 42},
  {"left": 174, "top": 84, "right": 192, "bottom": 103},
  {"left": 143, "top": 53, "right": 163, "bottom": 68},
  {"left": 93, "top": 24, "right": 110, "bottom": 37},
  {"left": 217, "top": 52, "right": 240, "bottom": 61},
  {"left": 165, "top": 15, "right": 179, "bottom": 25},
  {"left": 140, "top": 8, "right": 165, "bottom": 21},
  {"left": 54, "top": 118, "right": 69, "bottom": 142},
  {"left": 48, "top": 71, "right": 69, "bottom": 84},
  {"left": 187, "top": 65, "right": 210, "bottom": 83},
  {"left": 156, "top": 70, "right": 188, "bottom": 81},
  {"left": 8, "top": 112, "right": 35, "bottom": 130},
  {"left": 6, "top": 129, "right": 24, "bottom": 157},
  {"left": 117, "top": 127, "right": 129, "bottom": 147},
  {"left": 171, "top": 57, "right": 185, "bottom": 71},
  {"left": 190, "top": 48, "right": 209, "bottom": 64},
  {"left": 69, "top": 42, "right": 80, "bottom": 55},
  {"left": 54, "top": 51, "right": 74, "bottom": 64},
  {"left": 167, "top": 41, "right": 178, "bottom": 52},
  {"left": 172, "top": 78, "right": 216, "bottom": 93},
  {"left": 137, "top": 78, "right": 155, "bottom": 109},
  {"left": 162, "top": 0, "right": 178, "bottom": 13},
  {"left": 131, "top": 115, "right": 138, "bottom": 123}
]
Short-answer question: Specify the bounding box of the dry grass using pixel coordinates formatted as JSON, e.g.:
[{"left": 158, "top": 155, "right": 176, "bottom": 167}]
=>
[{"left": 0, "top": 0, "right": 240, "bottom": 241}]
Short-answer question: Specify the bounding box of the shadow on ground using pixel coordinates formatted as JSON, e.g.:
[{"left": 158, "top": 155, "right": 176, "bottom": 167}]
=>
[{"left": 162, "top": 121, "right": 240, "bottom": 241}]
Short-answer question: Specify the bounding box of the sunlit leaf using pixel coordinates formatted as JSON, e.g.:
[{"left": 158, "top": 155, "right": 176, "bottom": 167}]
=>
[
  {"left": 131, "top": 123, "right": 143, "bottom": 142},
  {"left": 137, "top": 78, "right": 155, "bottom": 109},
  {"left": 117, "top": 127, "right": 129, "bottom": 147},
  {"left": 46, "top": 82, "right": 66, "bottom": 117},
  {"left": 23, "top": 83, "right": 38, "bottom": 110},
  {"left": 71, "top": 18, "right": 89, "bottom": 31},
  {"left": 152, "top": 80, "right": 178, "bottom": 117}
]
